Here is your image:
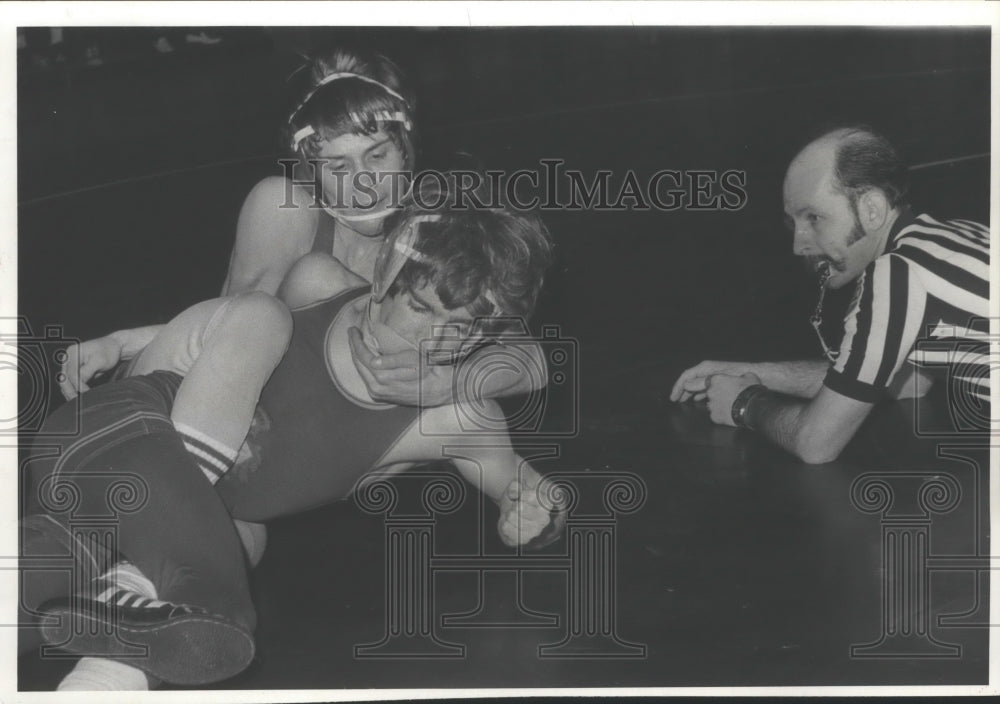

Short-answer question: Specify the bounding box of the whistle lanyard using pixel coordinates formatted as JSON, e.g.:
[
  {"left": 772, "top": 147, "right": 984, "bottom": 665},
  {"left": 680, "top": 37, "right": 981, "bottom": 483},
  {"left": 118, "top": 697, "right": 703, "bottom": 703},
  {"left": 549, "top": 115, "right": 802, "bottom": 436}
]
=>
[{"left": 809, "top": 261, "right": 841, "bottom": 363}]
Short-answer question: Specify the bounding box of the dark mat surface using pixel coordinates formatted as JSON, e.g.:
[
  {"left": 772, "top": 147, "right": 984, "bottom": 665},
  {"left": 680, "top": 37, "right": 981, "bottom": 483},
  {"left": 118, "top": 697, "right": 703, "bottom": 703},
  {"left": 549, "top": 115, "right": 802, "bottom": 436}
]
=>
[{"left": 16, "top": 26, "right": 991, "bottom": 691}]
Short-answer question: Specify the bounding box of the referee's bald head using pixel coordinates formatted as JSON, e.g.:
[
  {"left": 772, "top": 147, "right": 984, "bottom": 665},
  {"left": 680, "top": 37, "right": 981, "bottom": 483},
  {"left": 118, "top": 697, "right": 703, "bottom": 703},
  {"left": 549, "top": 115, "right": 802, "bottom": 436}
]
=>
[{"left": 790, "top": 125, "right": 910, "bottom": 211}]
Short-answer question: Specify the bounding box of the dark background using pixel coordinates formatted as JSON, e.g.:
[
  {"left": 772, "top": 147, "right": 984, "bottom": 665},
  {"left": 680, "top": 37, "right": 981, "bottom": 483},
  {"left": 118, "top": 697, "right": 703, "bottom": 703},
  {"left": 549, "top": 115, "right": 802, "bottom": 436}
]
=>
[
  {"left": 15, "top": 26, "right": 992, "bottom": 690},
  {"left": 17, "top": 27, "right": 991, "bottom": 391}
]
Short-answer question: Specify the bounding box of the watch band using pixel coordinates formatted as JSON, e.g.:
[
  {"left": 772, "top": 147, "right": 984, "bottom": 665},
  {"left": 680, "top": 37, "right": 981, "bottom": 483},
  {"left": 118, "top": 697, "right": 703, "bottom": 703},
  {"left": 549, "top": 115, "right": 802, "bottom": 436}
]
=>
[{"left": 731, "top": 384, "right": 768, "bottom": 429}]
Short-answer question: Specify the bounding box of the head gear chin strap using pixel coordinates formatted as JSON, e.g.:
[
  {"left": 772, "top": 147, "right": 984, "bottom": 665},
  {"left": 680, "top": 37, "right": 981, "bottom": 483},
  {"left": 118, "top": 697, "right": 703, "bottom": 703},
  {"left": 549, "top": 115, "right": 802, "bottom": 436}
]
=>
[
  {"left": 289, "top": 72, "right": 413, "bottom": 151},
  {"left": 372, "top": 214, "right": 437, "bottom": 301},
  {"left": 371, "top": 214, "right": 502, "bottom": 316},
  {"left": 321, "top": 202, "right": 397, "bottom": 224},
  {"left": 319, "top": 171, "right": 414, "bottom": 225}
]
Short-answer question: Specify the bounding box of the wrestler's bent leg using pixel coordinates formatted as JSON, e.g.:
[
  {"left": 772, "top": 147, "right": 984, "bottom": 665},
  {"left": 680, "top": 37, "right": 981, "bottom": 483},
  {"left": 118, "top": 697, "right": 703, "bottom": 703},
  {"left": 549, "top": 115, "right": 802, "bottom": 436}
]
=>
[
  {"left": 21, "top": 372, "right": 256, "bottom": 684},
  {"left": 128, "top": 292, "right": 292, "bottom": 484},
  {"left": 128, "top": 293, "right": 290, "bottom": 565}
]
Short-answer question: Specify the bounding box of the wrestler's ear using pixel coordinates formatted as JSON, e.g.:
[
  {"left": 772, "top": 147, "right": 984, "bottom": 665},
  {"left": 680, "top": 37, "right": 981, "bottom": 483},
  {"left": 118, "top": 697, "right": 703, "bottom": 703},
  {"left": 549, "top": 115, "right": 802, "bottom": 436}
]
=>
[{"left": 858, "top": 189, "right": 890, "bottom": 233}]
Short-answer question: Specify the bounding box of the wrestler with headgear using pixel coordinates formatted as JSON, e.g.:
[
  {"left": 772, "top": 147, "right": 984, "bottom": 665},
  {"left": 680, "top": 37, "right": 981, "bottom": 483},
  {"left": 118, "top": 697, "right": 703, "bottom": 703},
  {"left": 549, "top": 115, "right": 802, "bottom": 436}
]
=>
[
  {"left": 21, "top": 171, "right": 564, "bottom": 690},
  {"left": 52, "top": 47, "right": 549, "bottom": 606}
]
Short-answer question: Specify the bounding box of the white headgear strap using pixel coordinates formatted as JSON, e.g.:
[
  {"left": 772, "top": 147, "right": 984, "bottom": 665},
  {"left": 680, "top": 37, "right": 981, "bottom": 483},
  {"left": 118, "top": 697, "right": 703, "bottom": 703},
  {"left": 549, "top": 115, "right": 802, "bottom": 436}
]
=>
[
  {"left": 372, "top": 214, "right": 439, "bottom": 301},
  {"left": 371, "top": 214, "right": 503, "bottom": 316},
  {"left": 319, "top": 172, "right": 415, "bottom": 225},
  {"left": 483, "top": 290, "right": 500, "bottom": 314},
  {"left": 291, "top": 111, "right": 412, "bottom": 152},
  {"left": 321, "top": 203, "right": 397, "bottom": 224},
  {"left": 289, "top": 72, "right": 412, "bottom": 151}
]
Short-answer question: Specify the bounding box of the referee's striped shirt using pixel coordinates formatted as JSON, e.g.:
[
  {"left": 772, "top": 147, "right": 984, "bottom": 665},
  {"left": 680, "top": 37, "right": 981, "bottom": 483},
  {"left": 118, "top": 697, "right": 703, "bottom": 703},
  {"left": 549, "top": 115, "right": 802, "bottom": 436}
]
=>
[{"left": 824, "top": 211, "right": 990, "bottom": 404}]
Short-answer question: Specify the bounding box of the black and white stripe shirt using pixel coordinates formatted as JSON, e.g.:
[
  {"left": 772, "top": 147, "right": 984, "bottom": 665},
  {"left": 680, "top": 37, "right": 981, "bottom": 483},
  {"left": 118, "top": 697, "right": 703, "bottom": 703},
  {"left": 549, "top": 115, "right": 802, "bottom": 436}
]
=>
[{"left": 824, "top": 212, "right": 990, "bottom": 404}]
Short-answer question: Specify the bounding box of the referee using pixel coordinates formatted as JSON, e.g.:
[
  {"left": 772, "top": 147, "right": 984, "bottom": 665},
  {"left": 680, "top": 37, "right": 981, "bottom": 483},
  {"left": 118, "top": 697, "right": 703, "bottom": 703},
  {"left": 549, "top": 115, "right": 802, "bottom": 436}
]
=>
[{"left": 671, "top": 126, "right": 990, "bottom": 463}]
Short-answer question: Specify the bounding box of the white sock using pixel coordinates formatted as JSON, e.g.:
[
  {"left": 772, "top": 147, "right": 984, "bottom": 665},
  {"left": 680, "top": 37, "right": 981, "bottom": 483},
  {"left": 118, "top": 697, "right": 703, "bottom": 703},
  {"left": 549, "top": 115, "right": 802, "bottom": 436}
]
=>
[
  {"left": 55, "top": 562, "right": 160, "bottom": 690},
  {"left": 176, "top": 422, "right": 239, "bottom": 485},
  {"left": 57, "top": 657, "right": 149, "bottom": 691}
]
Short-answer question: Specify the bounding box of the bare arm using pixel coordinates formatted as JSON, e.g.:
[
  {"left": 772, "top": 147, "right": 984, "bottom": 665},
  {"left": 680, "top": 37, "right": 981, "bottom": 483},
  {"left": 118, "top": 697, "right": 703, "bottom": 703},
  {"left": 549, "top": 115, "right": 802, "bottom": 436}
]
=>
[
  {"left": 59, "top": 324, "right": 164, "bottom": 399},
  {"left": 671, "top": 358, "right": 828, "bottom": 402},
  {"left": 467, "top": 339, "right": 548, "bottom": 401},
  {"left": 886, "top": 362, "right": 934, "bottom": 400},
  {"left": 391, "top": 401, "right": 566, "bottom": 546},
  {"left": 704, "top": 373, "right": 874, "bottom": 464},
  {"left": 350, "top": 336, "right": 549, "bottom": 408},
  {"left": 445, "top": 445, "right": 565, "bottom": 548},
  {"left": 221, "top": 176, "right": 318, "bottom": 296},
  {"left": 752, "top": 360, "right": 830, "bottom": 397},
  {"left": 400, "top": 401, "right": 518, "bottom": 500},
  {"left": 745, "top": 385, "right": 873, "bottom": 464},
  {"left": 277, "top": 252, "right": 368, "bottom": 309},
  {"left": 109, "top": 325, "right": 163, "bottom": 358}
]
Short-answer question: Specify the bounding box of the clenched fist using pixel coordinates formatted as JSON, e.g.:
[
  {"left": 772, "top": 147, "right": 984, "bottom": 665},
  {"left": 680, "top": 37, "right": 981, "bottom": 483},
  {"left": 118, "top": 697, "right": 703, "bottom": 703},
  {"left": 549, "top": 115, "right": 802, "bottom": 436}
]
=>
[{"left": 497, "top": 471, "right": 567, "bottom": 549}]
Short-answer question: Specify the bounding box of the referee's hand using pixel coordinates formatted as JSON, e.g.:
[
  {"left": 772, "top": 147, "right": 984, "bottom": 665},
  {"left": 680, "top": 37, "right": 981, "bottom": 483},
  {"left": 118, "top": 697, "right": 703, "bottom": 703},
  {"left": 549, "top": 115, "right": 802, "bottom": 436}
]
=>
[
  {"left": 670, "top": 360, "right": 756, "bottom": 403},
  {"left": 704, "top": 372, "right": 761, "bottom": 426}
]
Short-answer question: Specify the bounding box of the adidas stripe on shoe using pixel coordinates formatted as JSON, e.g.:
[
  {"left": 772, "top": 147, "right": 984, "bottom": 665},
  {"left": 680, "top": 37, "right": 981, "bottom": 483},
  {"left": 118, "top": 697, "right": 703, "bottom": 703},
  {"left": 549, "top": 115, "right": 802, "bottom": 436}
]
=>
[{"left": 39, "top": 585, "right": 254, "bottom": 685}]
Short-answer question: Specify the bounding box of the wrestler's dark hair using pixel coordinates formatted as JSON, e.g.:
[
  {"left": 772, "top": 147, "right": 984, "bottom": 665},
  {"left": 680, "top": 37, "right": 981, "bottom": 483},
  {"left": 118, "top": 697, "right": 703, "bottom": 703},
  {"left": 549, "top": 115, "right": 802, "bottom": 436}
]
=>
[
  {"left": 383, "top": 171, "right": 554, "bottom": 329},
  {"left": 287, "top": 47, "right": 417, "bottom": 169},
  {"left": 829, "top": 125, "right": 910, "bottom": 211}
]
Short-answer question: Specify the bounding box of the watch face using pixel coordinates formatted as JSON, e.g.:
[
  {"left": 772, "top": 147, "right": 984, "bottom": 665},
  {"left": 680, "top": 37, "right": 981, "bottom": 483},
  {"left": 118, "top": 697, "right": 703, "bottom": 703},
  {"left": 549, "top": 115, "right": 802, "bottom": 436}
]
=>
[
  {"left": 732, "top": 385, "right": 763, "bottom": 428},
  {"left": 731, "top": 396, "right": 745, "bottom": 426}
]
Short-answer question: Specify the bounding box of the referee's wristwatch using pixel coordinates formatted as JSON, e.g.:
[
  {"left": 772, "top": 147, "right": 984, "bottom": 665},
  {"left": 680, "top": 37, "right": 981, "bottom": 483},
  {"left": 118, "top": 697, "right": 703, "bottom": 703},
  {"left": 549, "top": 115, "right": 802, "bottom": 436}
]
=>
[{"left": 730, "top": 384, "right": 768, "bottom": 429}]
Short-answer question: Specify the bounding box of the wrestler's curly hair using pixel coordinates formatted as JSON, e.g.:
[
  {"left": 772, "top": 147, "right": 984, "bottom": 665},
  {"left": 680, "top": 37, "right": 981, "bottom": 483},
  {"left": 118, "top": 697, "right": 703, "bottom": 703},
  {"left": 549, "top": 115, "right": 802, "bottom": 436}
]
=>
[{"left": 380, "top": 171, "right": 554, "bottom": 329}]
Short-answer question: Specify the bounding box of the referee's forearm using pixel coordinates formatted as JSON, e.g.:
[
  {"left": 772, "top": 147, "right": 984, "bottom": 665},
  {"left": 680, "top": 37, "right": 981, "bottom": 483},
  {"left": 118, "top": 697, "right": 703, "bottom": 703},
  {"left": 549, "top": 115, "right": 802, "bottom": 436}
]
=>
[
  {"left": 744, "top": 388, "right": 810, "bottom": 458},
  {"left": 754, "top": 360, "right": 829, "bottom": 399},
  {"left": 745, "top": 388, "right": 849, "bottom": 464}
]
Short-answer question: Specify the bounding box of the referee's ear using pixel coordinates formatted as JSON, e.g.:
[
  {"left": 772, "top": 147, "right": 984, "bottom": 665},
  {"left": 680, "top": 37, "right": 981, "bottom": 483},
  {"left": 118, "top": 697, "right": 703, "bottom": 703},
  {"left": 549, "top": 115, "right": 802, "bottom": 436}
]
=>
[{"left": 858, "top": 189, "right": 891, "bottom": 234}]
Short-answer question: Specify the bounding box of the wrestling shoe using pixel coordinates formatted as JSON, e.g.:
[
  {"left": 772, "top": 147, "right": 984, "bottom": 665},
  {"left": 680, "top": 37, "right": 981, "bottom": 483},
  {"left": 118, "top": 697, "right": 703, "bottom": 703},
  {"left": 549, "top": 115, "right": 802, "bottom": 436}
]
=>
[{"left": 39, "top": 581, "right": 254, "bottom": 686}]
